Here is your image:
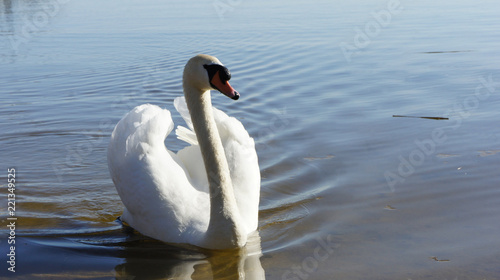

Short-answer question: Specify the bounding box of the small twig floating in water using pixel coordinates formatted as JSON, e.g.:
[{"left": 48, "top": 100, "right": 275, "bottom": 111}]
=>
[
  {"left": 430, "top": 256, "right": 450, "bottom": 262},
  {"left": 393, "top": 115, "right": 449, "bottom": 120}
]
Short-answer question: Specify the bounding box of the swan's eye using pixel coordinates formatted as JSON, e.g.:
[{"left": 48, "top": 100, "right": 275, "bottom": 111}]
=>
[{"left": 219, "top": 67, "right": 231, "bottom": 83}]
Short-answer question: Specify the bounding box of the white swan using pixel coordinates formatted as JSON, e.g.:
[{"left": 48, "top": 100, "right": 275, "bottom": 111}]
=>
[{"left": 107, "top": 54, "right": 260, "bottom": 250}]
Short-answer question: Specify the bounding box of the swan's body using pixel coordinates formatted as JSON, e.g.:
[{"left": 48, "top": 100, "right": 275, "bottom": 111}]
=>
[{"left": 107, "top": 55, "right": 260, "bottom": 249}]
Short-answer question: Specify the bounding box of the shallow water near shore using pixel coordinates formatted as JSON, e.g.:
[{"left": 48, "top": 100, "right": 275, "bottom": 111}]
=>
[{"left": 1, "top": 0, "right": 500, "bottom": 279}]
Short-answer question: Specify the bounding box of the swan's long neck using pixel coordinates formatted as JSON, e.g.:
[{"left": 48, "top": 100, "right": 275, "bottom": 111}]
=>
[{"left": 183, "top": 84, "right": 246, "bottom": 249}]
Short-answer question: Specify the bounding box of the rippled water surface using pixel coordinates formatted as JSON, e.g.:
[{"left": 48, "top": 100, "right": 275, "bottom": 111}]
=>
[{"left": 1, "top": 0, "right": 500, "bottom": 279}]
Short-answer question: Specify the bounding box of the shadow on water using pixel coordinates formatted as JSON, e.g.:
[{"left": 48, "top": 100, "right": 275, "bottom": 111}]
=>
[{"left": 13, "top": 221, "right": 265, "bottom": 279}]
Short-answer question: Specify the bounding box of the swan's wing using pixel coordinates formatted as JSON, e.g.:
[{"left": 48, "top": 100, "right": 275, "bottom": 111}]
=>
[
  {"left": 173, "top": 96, "right": 260, "bottom": 233},
  {"left": 107, "top": 104, "right": 209, "bottom": 244}
]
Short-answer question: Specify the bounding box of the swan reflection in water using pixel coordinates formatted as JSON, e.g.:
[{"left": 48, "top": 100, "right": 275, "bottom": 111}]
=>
[{"left": 113, "top": 230, "right": 266, "bottom": 279}]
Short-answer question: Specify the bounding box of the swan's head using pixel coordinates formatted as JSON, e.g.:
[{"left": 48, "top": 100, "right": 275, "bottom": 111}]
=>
[{"left": 183, "top": 54, "right": 240, "bottom": 100}]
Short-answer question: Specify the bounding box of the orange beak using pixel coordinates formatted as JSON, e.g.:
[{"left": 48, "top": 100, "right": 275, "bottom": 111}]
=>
[{"left": 210, "top": 71, "right": 240, "bottom": 100}]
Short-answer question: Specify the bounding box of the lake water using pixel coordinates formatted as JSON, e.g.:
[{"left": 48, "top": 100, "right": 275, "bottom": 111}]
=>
[{"left": 1, "top": 0, "right": 500, "bottom": 279}]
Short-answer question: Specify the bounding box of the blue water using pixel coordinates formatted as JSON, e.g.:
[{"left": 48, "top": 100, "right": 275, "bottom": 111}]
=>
[{"left": 1, "top": 0, "right": 500, "bottom": 279}]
